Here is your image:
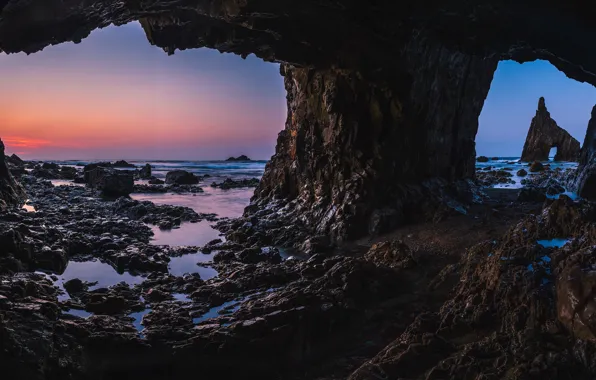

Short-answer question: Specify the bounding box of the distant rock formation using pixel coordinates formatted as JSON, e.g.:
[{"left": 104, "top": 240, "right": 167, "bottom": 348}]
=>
[
  {"left": 226, "top": 155, "right": 251, "bottom": 162},
  {"left": 0, "top": 138, "right": 26, "bottom": 210},
  {"left": 520, "top": 97, "right": 580, "bottom": 162},
  {"left": 139, "top": 164, "right": 152, "bottom": 179},
  {"left": 572, "top": 105, "right": 596, "bottom": 199}
]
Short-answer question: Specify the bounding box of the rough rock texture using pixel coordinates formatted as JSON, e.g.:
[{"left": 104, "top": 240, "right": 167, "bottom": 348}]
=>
[
  {"left": 139, "top": 164, "right": 152, "bottom": 179},
  {"left": 0, "top": 138, "right": 25, "bottom": 210},
  {"left": 573, "top": 105, "right": 596, "bottom": 200},
  {"left": 4, "top": 0, "right": 596, "bottom": 242},
  {"left": 521, "top": 97, "right": 580, "bottom": 162},
  {"left": 86, "top": 167, "right": 134, "bottom": 196},
  {"left": 165, "top": 170, "right": 199, "bottom": 185},
  {"left": 252, "top": 42, "right": 497, "bottom": 241}
]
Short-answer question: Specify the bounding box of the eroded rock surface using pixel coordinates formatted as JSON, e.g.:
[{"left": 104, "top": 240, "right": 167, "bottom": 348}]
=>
[
  {"left": 0, "top": 138, "right": 25, "bottom": 210},
  {"left": 521, "top": 97, "right": 580, "bottom": 162},
  {"left": 573, "top": 105, "right": 596, "bottom": 199}
]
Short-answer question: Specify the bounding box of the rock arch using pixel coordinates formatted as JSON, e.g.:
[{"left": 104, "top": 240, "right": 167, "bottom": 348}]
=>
[
  {"left": 520, "top": 97, "right": 580, "bottom": 162},
  {"left": 3, "top": 1, "right": 596, "bottom": 239}
]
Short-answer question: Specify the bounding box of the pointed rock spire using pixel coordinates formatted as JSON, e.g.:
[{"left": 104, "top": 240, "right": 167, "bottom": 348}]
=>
[{"left": 520, "top": 97, "right": 580, "bottom": 162}]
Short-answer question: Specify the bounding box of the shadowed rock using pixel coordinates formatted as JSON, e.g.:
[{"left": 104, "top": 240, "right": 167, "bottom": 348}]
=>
[
  {"left": 521, "top": 97, "right": 580, "bottom": 162},
  {"left": 87, "top": 167, "right": 134, "bottom": 196},
  {"left": 573, "top": 105, "right": 596, "bottom": 199},
  {"left": 0, "top": 138, "right": 26, "bottom": 210}
]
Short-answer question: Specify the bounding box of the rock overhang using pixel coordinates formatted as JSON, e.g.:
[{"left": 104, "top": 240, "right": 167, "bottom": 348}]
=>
[{"left": 1, "top": 1, "right": 596, "bottom": 85}]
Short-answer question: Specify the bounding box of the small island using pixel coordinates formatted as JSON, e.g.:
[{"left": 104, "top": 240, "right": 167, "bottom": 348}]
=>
[{"left": 225, "top": 155, "right": 251, "bottom": 162}]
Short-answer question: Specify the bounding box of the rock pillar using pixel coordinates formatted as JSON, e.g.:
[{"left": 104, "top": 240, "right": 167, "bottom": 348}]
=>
[{"left": 251, "top": 36, "right": 497, "bottom": 242}]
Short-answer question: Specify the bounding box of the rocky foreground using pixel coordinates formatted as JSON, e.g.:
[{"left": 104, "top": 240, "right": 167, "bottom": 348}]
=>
[{"left": 3, "top": 154, "right": 596, "bottom": 379}]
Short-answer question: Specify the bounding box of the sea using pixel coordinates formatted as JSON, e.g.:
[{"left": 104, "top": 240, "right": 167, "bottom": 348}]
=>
[{"left": 475, "top": 156, "right": 577, "bottom": 190}]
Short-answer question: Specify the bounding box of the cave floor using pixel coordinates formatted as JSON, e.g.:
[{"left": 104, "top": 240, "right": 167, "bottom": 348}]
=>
[{"left": 290, "top": 188, "right": 541, "bottom": 380}]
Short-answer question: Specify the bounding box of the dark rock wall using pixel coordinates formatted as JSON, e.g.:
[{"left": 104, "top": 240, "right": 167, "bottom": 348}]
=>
[
  {"left": 573, "top": 105, "right": 596, "bottom": 199},
  {"left": 521, "top": 97, "right": 580, "bottom": 162},
  {"left": 0, "top": 138, "right": 25, "bottom": 210},
  {"left": 253, "top": 35, "right": 497, "bottom": 241}
]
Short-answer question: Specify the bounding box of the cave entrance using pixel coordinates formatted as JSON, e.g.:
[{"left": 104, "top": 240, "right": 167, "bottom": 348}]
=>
[
  {"left": 0, "top": 22, "right": 286, "bottom": 161},
  {"left": 549, "top": 146, "right": 558, "bottom": 160},
  {"left": 477, "top": 60, "right": 595, "bottom": 162}
]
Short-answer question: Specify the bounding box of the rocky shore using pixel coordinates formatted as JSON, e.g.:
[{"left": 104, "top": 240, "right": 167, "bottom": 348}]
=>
[{"left": 3, "top": 149, "right": 596, "bottom": 379}]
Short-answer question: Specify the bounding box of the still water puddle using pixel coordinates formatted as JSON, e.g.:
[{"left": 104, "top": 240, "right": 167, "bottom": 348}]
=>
[
  {"left": 64, "top": 309, "right": 92, "bottom": 319},
  {"left": 51, "top": 180, "right": 85, "bottom": 187},
  {"left": 132, "top": 187, "right": 253, "bottom": 219},
  {"left": 537, "top": 238, "right": 570, "bottom": 248},
  {"left": 22, "top": 199, "right": 36, "bottom": 213},
  {"left": 60, "top": 260, "right": 145, "bottom": 289},
  {"left": 151, "top": 221, "right": 223, "bottom": 247},
  {"left": 192, "top": 288, "right": 277, "bottom": 325},
  {"left": 193, "top": 300, "right": 240, "bottom": 324},
  {"left": 130, "top": 308, "right": 152, "bottom": 333},
  {"left": 168, "top": 253, "right": 218, "bottom": 280}
]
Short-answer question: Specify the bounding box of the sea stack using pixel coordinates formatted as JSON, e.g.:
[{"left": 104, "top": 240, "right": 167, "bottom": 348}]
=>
[
  {"left": 520, "top": 97, "right": 580, "bottom": 162},
  {"left": 0, "top": 138, "right": 26, "bottom": 210},
  {"left": 573, "top": 105, "right": 596, "bottom": 199}
]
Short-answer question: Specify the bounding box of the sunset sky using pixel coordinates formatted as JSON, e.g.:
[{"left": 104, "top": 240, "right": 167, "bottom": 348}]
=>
[
  {"left": 1, "top": 21, "right": 595, "bottom": 160},
  {"left": 0, "top": 22, "right": 286, "bottom": 160}
]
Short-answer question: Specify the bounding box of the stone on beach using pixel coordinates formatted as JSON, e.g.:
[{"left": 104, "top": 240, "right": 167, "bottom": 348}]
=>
[
  {"left": 86, "top": 167, "right": 134, "bottom": 196},
  {"left": 165, "top": 170, "right": 199, "bottom": 185}
]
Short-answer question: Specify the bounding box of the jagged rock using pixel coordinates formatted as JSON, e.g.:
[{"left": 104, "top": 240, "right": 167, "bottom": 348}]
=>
[
  {"left": 6, "top": 153, "right": 24, "bottom": 167},
  {"left": 148, "top": 178, "right": 165, "bottom": 185},
  {"left": 112, "top": 160, "right": 135, "bottom": 168},
  {"left": 517, "top": 186, "right": 547, "bottom": 202},
  {"left": 476, "top": 156, "right": 489, "bottom": 162},
  {"left": 573, "top": 105, "right": 596, "bottom": 200},
  {"left": 226, "top": 155, "right": 251, "bottom": 161},
  {"left": 0, "top": 138, "right": 26, "bottom": 210},
  {"left": 165, "top": 170, "right": 199, "bottom": 185},
  {"left": 210, "top": 178, "right": 259, "bottom": 189},
  {"left": 83, "top": 162, "right": 112, "bottom": 183},
  {"left": 530, "top": 161, "right": 545, "bottom": 172},
  {"left": 521, "top": 97, "right": 580, "bottom": 162},
  {"left": 86, "top": 167, "right": 134, "bottom": 196},
  {"left": 139, "top": 163, "right": 152, "bottom": 179}
]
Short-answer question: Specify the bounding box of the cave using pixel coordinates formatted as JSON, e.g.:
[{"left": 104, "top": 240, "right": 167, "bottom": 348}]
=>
[
  {"left": 6, "top": 2, "right": 596, "bottom": 379},
  {"left": 3, "top": 1, "right": 596, "bottom": 242}
]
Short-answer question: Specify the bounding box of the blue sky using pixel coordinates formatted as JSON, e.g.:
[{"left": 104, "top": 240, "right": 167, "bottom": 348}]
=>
[
  {"left": 0, "top": 22, "right": 594, "bottom": 160},
  {"left": 477, "top": 60, "right": 596, "bottom": 156}
]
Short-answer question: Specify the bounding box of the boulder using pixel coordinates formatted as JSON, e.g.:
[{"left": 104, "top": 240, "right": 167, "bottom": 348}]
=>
[
  {"left": 516, "top": 168, "right": 528, "bottom": 177},
  {"left": 476, "top": 156, "right": 489, "bottom": 162},
  {"left": 517, "top": 186, "right": 547, "bottom": 202},
  {"left": 165, "top": 170, "right": 199, "bottom": 185},
  {"left": 529, "top": 161, "right": 544, "bottom": 172},
  {"left": 521, "top": 97, "right": 580, "bottom": 162},
  {"left": 83, "top": 162, "right": 112, "bottom": 183},
  {"left": 139, "top": 164, "right": 152, "bottom": 179},
  {"left": 86, "top": 167, "right": 134, "bottom": 196}
]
